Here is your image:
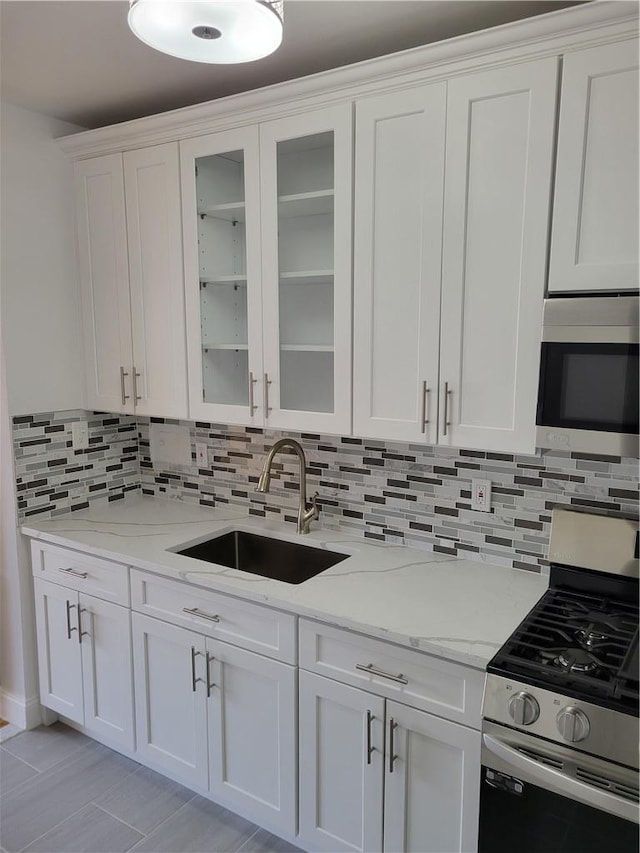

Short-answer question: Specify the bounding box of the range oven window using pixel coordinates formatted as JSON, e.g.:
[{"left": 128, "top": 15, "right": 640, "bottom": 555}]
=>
[
  {"left": 478, "top": 766, "right": 639, "bottom": 853},
  {"left": 537, "top": 343, "right": 639, "bottom": 433}
]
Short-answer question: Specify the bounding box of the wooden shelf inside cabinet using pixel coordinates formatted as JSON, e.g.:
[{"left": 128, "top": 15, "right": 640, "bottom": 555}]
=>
[
  {"left": 278, "top": 191, "right": 334, "bottom": 219},
  {"left": 198, "top": 202, "right": 246, "bottom": 223},
  {"left": 279, "top": 271, "right": 333, "bottom": 285},
  {"left": 200, "top": 276, "right": 247, "bottom": 286},
  {"left": 279, "top": 344, "right": 334, "bottom": 352},
  {"left": 202, "top": 343, "right": 249, "bottom": 351}
]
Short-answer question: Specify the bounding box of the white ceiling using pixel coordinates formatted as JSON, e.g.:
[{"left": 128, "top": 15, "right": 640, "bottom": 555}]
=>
[{"left": 0, "top": 0, "right": 585, "bottom": 130}]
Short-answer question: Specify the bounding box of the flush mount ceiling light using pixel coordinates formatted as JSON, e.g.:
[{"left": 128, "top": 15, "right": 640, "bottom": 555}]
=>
[{"left": 128, "top": 0, "right": 284, "bottom": 64}]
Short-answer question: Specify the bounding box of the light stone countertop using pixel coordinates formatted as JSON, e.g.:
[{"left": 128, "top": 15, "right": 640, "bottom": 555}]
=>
[{"left": 22, "top": 494, "right": 548, "bottom": 670}]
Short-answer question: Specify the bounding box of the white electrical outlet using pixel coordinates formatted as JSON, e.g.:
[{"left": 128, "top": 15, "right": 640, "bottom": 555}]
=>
[
  {"left": 71, "top": 420, "right": 89, "bottom": 450},
  {"left": 471, "top": 479, "right": 492, "bottom": 512},
  {"left": 196, "top": 442, "right": 208, "bottom": 467}
]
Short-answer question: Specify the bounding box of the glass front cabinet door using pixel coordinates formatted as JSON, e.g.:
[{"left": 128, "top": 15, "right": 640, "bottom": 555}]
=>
[
  {"left": 259, "top": 106, "right": 352, "bottom": 434},
  {"left": 181, "top": 105, "right": 352, "bottom": 432},
  {"left": 182, "top": 126, "right": 264, "bottom": 425}
]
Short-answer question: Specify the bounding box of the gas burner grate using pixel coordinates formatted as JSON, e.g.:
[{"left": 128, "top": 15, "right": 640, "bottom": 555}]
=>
[{"left": 489, "top": 587, "right": 639, "bottom": 714}]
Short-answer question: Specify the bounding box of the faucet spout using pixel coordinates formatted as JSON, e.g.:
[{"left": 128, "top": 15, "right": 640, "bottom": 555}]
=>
[{"left": 255, "top": 438, "right": 320, "bottom": 534}]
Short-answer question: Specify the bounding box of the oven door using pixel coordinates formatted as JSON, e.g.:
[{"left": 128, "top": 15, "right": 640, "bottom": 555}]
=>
[{"left": 479, "top": 722, "right": 639, "bottom": 853}]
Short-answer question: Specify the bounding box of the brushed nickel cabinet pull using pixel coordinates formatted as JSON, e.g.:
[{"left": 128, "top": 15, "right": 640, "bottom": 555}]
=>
[
  {"left": 389, "top": 718, "right": 398, "bottom": 773},
  {"left": 78, "top": 607, "right": 89, "bottom": 644},
  {"left": 206, "top": 652, "right": 215, "bottom": 698},
  {"left": 443, "top": 381, "right": 451, "bottom": 437},
  {"left": 120, "top": 366, "right": 130, "bottom": 405},
  {"left": 355, "top": 663, "right": 408, "bottom": 685},
  {"left": 263, "top": 373, "right": 272, "bottom": 417},
  {"left": 421, "top": 381, "right": 430, "bottom": 432},
  {"left": 182, "top": 607, "right": 220, "bottom": 623},
  {"left": 190, "top": 646, "right": 204, "bottom": 693},
  {"left": 249, "top": 371, "right": 257, "bottom": 414},
  {"left": 133, "top": 367, "right": 142, "bottom": 402},
  {"left": 58, "top": 567, "right": 88, "bottom": 579},
  {"left": 366, "top": 710, "right": 375, "bottom": 765},
  {"left": 65, "top": 600, "right": 78, "bottom": 640}
]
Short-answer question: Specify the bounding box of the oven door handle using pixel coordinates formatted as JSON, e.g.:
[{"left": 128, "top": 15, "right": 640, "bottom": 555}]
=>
[{"left": 483, "top": 734, "right": 639, "bottom": 825}]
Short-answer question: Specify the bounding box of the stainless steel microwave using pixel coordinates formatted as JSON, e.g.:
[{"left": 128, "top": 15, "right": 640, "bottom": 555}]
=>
[{"left": 536, "top": 296, "right": 639, "bottom": 457}]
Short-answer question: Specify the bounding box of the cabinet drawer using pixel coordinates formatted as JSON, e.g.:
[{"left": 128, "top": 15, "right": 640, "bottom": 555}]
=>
[
  {"left": 299, "top": 619, "right": 484, "bottom": 728},
  {"left": 131, "top": 570, "right": 296, "bottom": 664},
  {"left": 31, "top": 542, "right": 129, "bottom": 606}
]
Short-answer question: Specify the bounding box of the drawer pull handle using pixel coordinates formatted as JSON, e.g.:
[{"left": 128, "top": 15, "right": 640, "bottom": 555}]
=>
[
  {"left": 182, "top": 607, "right": 220, "bottom": 623},
  {"left": 65, "top": 600, "right": 78, "bottom": 640},
  {"left": 59, "top": 568, "right": 88, "bottom": 579},
  {"left": 355, "top": 663, "right": 408, "bottom": 685},
  {"left": 389, "top": 718, "right": 398, "bottom": 773},
  {"left": 190, "top": 647, "right": 204, "bottom": 693},
  {"left": 366, "top": 710, "right": 375, "bottom": 765}
]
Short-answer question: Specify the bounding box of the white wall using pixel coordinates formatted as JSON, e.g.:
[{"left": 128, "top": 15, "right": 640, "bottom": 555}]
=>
[
  {"left": 0, "top": 102, "right": 85, "bottom": 726},
  {"left": 0, "top": 101, "right": 86, "bottom": 415},
  {"left": 0, "top": 354, "right": 42, "bottom": 727}
]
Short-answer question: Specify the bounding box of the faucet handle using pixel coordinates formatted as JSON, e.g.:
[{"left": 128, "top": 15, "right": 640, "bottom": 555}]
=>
[{"left": 309, "top": 491, "right": 320, "bottom": 521}]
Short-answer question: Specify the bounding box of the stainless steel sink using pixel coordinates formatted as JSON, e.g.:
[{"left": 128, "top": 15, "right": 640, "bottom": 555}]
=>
[{"left": 176, "top": 530, "right": 349, "bottom": 584}]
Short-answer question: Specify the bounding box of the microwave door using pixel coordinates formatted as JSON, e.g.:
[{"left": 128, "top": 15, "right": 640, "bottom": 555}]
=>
[{"left": 536, "top": 342, "right": 639, "bottom": 457}]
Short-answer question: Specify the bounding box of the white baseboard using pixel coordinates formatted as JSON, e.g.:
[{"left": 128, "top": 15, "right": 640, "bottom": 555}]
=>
[{"left": 0, "top": 689, "right": 45, "bottom": 729}]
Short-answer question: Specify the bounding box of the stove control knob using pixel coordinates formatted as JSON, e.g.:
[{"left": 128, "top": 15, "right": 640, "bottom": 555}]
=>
[
  {"left": 556, "top": 707, "right": 590, "bottom": 743},
  {"left": 508, "top": 692, "right": 540, "bottom": 726}
]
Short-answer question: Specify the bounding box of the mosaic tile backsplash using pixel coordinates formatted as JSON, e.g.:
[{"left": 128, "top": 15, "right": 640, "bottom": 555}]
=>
[
  {"left": 12, "top": 410, "right": 139, "bottom": 519},
  {"left": 13, "top": 411, "right": 639, "bottom": 573}
]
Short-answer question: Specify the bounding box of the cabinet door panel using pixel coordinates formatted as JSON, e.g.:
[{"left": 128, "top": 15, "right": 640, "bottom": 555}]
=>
[
  {"left": 353, "top": 84, "right": 446, "bottom": 444},
  {"left": 181, "top": 127, "right": 264, "bottom": 425},
  {"left": 549, "top": 39, "right": 639, "bottom": 292},
  {"left": 33, "top": 579, "right": 84, "bottom": 723},
  {"left": 298, "top": 670, "right": 384, "bottom": 853},
  {"left": 74, "top": 155, "right": 133, "bottom": 413},
  {"left": 207, "top": 640, "right": 296, "bottom": 835},
  {"left": 260, "top": 105, "right": 352, "bottom": 435},
  {"left": 384, "top": 701, "right": 481, "bottom": 853},
  {"left": 80, "top": 594, "right": 134, "bottom": 751},
  {"left": 440, "top": 58, "right": 558, "bottom": 453},
  {"left": 132, "top": 613, "right": 208, "bottom": 789},
  {"left": 124, "top": 143, "right": 188, "bottom": 418}
]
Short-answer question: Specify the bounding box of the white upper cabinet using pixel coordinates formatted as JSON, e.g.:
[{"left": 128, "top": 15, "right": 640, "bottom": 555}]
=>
[
  {"left": 182, "top": 106, "right": 352, "bottom": 433},
  {"left": 75, "top": 154, "right": 132, "bottom": 415},
  {"left": 260, "top": 106, "right": 353, "bottom": 435},
  {"left": 123, "top": 145, "right": 188, "bottom": 418},
  {"left": 75, "top": 144, "right": 188, "bottom": 418},
  {"left": 354, "top": 58, "right": 558, "bottom": 453},
  {"left": 353, "top": 84, "right": 447, "bottom": 444},
  {"left": 181, "top": 127, "right": 263, "bottom": 425},
  {"left": 439, "top": 58, "right": 558, "bottom": 453},
  {"left": 548, "top": 39, "right": 639, "bottom": 293}
]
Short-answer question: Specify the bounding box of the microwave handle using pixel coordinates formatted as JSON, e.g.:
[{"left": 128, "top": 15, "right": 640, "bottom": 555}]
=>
[{"left": 483, "top": 734, "right": 638, "bottom": 824}]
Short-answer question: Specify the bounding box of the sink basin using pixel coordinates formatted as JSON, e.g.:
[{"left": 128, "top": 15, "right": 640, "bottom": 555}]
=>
[{"left": 175, "top": 530, "right": 349, "bottom": 584}]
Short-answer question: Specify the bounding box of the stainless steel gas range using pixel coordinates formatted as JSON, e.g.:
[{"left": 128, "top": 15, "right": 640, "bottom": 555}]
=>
[{"left": 479, "top": 507, "right": 639, "bottom": 853}]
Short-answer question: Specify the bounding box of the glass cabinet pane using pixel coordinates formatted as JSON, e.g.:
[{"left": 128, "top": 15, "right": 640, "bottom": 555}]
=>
[
  {"left": 196, "top": 150, "right": 250, "bottom": 406},
  {"left": 276, "top": 132, "right": 335, "bottom": 413}
]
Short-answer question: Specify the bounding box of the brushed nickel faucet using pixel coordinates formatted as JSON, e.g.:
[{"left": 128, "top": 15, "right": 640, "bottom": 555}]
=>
[{"left": 256, "top": 438, "right": 319, "bottom": 534}]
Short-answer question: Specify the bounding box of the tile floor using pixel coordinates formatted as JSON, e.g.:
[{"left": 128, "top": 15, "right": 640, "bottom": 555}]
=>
[{"left": 0, "top": 723, "right": 301, "bottom": 853}]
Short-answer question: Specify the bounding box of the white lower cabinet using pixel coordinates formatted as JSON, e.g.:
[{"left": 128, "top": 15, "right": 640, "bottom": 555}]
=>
[
  {"left": 299, "top": 671, "right": 385, "bottom": 852},
  {"left": 33, "top": 551, "right": 483, "bottom": 853},
  {"left": 132, "top": 612, "right": 209, "bottom": 789},
  {"left": 34, "top": 577, "right": 134, "bottom": 751},
  {"left": 207, "top": 638, "right": 296, "bottom": 833},
  {"left": 383, "top": 700, "right": 481, "bottom": 853},
  {"left": 298, "top": 619, "right": 483, "bottom": 853},
  {"left": 132, "top": 611, "right": 297, "bottom": 837},
  {"left": 298, "top": 672, "right": 480, "bottom": 853}
]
